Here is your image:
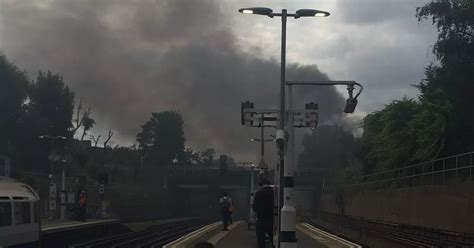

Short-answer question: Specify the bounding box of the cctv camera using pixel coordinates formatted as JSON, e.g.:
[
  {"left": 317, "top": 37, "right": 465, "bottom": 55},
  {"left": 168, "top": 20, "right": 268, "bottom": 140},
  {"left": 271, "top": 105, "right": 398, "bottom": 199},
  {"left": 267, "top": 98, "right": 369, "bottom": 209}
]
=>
[
  {"left": 344, "top": 98, "right": 358, "bottom": 113},
  {"left": 275, "top": 129, "right": 285, "bottom": 151}
]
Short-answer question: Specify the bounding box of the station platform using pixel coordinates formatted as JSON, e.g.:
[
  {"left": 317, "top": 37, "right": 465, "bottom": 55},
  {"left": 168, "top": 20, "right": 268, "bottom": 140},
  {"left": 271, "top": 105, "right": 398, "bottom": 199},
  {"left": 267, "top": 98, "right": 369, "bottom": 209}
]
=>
[
  {"left": 165, "top": 221, "right": 361, "bottom": 248},
  {"left": 41, "top": 218, "right": 118, "bottom": 234}
]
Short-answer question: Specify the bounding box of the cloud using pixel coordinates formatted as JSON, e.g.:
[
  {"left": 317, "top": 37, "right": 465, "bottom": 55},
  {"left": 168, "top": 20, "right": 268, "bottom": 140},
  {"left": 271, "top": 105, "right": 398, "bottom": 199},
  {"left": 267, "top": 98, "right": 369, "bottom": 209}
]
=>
[
  {"left": 230, "top": 0, "right": 438, "bottom": 114},
  {"left": 0, "top": 0, "right": 346, "bottom": 163}
]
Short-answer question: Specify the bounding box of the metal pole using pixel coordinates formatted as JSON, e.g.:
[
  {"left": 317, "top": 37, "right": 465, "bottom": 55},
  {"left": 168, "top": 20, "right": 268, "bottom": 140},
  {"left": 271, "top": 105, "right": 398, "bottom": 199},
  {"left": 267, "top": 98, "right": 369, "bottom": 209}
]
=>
[
  {"left": 443, "top": 160, "right": 445, "bottom": 184},
  {"left": 455, "top": 156, "right": 458, "bottom": 183},
  {"left": 249, "top": 166, "right": 255, "bottom": 222},
  {"left": 279, "top": 10, "right": 286, "bottom": 134},
  {"left": 432, "top": 162, "right": 434, "bottom": 185},
  {"left": 261, "top": 113, "right": 265, "bottom": 164},
  {"left": 51, "top": 138, "right": 55, "bottom": 176},
  {"left": 277, "top": 9, "right": 287, "bottom": 248},
  {"left": 470, "top": 153, "right": 472, "bottom": 181},
  {"left": 61, "top": 164, "right": 66, "bottom": 219},
  {"left": 49, "top": 138, "right": 55, "bottom": 220},
  {"left": 281, "top": 83, "right": 297, "bottom": 248},
  {"left": 421, "top": 164, "right": 424, "bottom": 186}
]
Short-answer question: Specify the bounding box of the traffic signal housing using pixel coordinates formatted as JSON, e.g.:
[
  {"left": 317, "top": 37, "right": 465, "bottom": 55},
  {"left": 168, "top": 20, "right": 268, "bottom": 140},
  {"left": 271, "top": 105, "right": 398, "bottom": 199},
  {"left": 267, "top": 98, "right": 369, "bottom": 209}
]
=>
[
  {"left": 304, "top": 102, "right": 318, "bottom": 128},
  {"left": 241, "top": 101, "right": 254, "bottom": 126}
]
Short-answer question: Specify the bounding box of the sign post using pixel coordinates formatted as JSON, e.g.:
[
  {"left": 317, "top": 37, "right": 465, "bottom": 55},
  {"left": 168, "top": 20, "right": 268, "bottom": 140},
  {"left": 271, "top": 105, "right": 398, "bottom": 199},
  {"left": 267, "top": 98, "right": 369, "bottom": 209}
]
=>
[{"left": 49, "top": 182, "right": 57, "bottom": 220}]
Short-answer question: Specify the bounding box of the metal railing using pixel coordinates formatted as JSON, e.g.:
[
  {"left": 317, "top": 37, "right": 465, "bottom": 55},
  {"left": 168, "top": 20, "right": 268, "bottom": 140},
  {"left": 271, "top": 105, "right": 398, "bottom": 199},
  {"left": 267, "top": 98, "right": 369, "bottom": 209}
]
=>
[{"left": 347, "top": 151, "right": 474, "bottom": 189}]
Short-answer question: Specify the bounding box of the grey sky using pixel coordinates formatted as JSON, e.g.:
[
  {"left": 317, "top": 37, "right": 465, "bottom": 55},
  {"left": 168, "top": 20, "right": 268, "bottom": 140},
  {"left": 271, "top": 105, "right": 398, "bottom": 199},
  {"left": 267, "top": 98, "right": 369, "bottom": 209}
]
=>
[
  {"left": 227, "top": 0, "right": 437, "bottom": 113},
  {"left": 0, "top": 0, "right": 438, "bottom": 163}
]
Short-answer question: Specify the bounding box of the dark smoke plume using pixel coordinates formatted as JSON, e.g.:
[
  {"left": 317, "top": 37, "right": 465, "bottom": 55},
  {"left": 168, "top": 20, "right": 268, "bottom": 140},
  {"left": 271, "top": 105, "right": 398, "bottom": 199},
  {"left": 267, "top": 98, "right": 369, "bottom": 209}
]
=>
[{"left": 0, "top": 0, "right": 346, "bottom": 162}]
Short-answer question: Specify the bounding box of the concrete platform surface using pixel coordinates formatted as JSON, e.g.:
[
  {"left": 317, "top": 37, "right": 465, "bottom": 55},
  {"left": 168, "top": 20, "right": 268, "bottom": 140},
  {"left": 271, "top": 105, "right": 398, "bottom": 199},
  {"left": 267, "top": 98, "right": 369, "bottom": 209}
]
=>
[
  {"left": 214, "top": 222, "right": 326, "bottom": 248},
  {"left": 41, "top": 218, "right": 118, "bottom": 234}
]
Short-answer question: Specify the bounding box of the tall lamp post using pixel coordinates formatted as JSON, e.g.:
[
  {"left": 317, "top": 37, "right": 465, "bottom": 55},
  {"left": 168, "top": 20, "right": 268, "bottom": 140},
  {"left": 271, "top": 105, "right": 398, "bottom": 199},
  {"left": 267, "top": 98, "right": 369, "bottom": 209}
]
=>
[
  {"left": 239, "top": 7, "right": 330, "bottom": 248},
  {"left": 39, "top": 135, "right": 67, "bottom": 220}
]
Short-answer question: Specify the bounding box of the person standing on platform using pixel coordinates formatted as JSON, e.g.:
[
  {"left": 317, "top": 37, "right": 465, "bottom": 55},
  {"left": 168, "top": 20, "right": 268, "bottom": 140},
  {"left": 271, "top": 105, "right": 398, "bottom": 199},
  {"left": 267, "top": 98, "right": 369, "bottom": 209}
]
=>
[
  {"left": 229, "top": 198, "right": 234, "bottom": 225},
  {"left": 253, "top": 178, "right": 274, "bottom": 248},
  {"left": 79, "top": 190, "right": 87, "bottom": 222},
  {"left": 219, "top": 192, "right": 232, "bottom": 231}
]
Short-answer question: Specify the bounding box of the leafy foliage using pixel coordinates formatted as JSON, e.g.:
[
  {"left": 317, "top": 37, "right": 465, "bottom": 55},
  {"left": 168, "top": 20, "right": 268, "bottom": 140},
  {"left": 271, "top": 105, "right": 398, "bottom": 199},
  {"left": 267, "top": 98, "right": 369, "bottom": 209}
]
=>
[
  {"left": 201, "top": 148, "right": 216, "bottom": 166},
  {"left": 297, "top": 125, "right": 360, "bottom": 182},
  {"left": 357, "top": 0, "right": 474, "bottom": 174},
  {"left": 0, "top": 53, "right": 30, "bottom": 153},
  {"left": 416, "top": 0, "right": 474, "bottom": 154},
  {"left": 136, "top": 111, "right": 185, "bottom": 166},
  {"left": 30, "top": 71, "right": 75, "bottom": 137},
  {"left": 359, "top": 98, "right": 448, "bottom": 172}
]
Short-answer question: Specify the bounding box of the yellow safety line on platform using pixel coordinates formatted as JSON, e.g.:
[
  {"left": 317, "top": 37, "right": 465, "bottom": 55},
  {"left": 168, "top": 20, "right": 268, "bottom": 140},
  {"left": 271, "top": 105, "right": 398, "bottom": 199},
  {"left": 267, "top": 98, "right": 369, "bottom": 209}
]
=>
[
  {"left": 163, "top": 222, "right": 221, "bottom": 248},
  {"left": 297, "top": 223, "right": 362, "bottom": 248}
]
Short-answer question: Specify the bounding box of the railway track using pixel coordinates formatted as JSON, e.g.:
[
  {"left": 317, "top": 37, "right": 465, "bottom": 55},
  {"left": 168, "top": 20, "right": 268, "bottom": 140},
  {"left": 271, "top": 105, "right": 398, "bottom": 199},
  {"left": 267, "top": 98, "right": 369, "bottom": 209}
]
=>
[
  {"left": 311, "top": 212, "right": 474, "bottom": 247},
  {"left": 70, "top": 219, "right": 203, "bottom": 248}
]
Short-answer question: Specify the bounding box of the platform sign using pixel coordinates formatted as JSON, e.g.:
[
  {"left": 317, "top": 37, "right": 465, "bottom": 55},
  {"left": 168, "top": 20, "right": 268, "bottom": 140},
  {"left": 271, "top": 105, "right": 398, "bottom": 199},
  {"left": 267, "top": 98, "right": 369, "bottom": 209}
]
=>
[
  {"left": 101, "top": 200, "right": 107, "bottom": 218},
  {"left": 67, "top": 191, "right": 75, "bottom": 204},
  {"left": 49, "top": 183, "right": 57, "bottom": 210},
  {"left": 100, "top": 200, "right": 110, "bottom": 218}
]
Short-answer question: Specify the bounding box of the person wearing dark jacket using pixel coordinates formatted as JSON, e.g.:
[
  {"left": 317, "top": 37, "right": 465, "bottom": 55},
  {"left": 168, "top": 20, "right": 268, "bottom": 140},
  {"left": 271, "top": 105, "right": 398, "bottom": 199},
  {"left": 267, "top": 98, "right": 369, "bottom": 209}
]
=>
[
  {"left": 220, "top": 192, "right": 232, "bottom": 231},
  {"left": 253, "top": 178, "right": 274, "bottom": 248}
]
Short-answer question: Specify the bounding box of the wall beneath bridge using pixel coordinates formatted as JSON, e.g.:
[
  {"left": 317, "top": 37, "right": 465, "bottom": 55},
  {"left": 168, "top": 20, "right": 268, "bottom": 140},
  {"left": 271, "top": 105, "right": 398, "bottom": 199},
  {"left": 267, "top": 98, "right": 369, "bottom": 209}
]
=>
[{"left": 320, "top": 183, "right": 474, "bottom": 234}]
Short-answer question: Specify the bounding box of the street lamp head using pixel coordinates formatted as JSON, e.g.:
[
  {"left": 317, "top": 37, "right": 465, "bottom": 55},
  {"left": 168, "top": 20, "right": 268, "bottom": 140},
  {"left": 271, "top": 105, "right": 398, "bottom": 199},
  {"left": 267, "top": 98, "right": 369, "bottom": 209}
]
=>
[
  {"left": 295, "top": 9, "right": 330, "bottom": 18},
  {"left": 39, "top": 135, "right": 45, "bottom": 139},
  {"left": 238, "top": 7, "right": 273, "bottom": 17},
  {"left": 57, "top": 136, "right": 67, "bottom": 140}
]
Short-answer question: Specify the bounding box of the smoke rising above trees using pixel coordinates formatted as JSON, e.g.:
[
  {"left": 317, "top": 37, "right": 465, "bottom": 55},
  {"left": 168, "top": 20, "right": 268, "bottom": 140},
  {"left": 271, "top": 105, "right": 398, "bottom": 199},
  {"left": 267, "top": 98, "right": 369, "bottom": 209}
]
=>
[{"left": 0, "top": 0, "right": 346, "bottom": 161}]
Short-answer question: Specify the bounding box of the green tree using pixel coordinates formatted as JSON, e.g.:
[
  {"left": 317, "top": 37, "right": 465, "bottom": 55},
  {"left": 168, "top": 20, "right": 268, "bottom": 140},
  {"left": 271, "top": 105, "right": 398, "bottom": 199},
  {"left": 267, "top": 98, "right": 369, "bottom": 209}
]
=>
[
  {"left": 182, "top": 148, "right": 203, "bottom": 165},
  {"left": 80, "top": 108, "right": 96, "bottom": 141},
  {"left": 359, "top": 97, "right": 449, "bottom": 173},
  {"left": 30, "top": 71, "right": 75, "bottom": 137},
  {"left": 297, "top": 125, "right": 361, "bottom": 186},
  {"left": 201, "top": 148, "right": 216, "bottom": 166},
  {"left": 360, "top": 99, "right": 419, "bottom": 171},
  {"left": 417, "top": 0, "right": 474, "bottom": 154},
  {"left": 136, "top": 111, "right": 185, "bottom": 166},
  {"left": 0, "top": 54, "right": 30, "bottom": 155},
  {"left": 356, "top": 1, "right": 474, "bottom": 175}
]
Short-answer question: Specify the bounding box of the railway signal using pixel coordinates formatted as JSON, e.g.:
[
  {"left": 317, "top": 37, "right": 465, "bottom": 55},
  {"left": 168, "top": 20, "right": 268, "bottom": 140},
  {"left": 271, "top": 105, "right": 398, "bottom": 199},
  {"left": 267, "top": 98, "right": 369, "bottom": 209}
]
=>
[
  {"left": 98, "top": 173, "right": 108, "bottom": 219},
  {"left": 304, "top": 102, "right": 318, "bottom": 129},
  {"left": 99, "top": 184, "right": 105, "bottom": 195},
  {"left": 241, "top": 101, "right": 255, "bottom": 126}
]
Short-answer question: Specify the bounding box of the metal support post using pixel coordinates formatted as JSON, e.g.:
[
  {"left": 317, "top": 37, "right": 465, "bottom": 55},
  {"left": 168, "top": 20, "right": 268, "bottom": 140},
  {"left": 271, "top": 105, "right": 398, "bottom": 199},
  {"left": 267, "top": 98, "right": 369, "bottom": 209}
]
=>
[
  {"left": 281, "top": 81, "right": 297, "bottom": 247},
  {"left": 421, "top": 164, "right": 424, "bottom": 186},
  {"left": 443, "top": 160, "right": 445, "bottom": 184},
  {"left": 61, "top": 164, "right": 66, "bottom": 219},
  {"left": 455, "top": 157, "right": 458, "bottom": 183},
  {"left": 49, "top": 138, "right": 55, "bottom": 220},
  {"left": 249, "top": 166, "right": 255, "bottom": 221},
  {"left": 276, "top": 8, "right": 287, "bottom": 248},
  {"left": 470, "top": 154, "right": 472, "bottom": 181},
  {"left": 260, "top": 113, "right": 265, "bottom": 164}
]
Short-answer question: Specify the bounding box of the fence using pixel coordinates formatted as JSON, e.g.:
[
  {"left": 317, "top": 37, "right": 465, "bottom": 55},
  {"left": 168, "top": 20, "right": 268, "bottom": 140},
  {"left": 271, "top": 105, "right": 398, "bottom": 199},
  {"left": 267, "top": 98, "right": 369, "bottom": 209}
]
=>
[{"left": 348, "top": 151, "right": 474, "bottom": 190}]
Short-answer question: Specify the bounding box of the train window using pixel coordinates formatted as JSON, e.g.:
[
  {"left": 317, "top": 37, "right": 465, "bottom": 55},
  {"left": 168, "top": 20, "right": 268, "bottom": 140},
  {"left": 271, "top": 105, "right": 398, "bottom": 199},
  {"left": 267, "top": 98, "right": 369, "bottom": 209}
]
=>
[
  {"left": 12, "top": 196, "right": 28, "bottom": 200},
  {"left": 13, "top": 202, "right": 31, "bottom": 225},
  {"left": 0, "top": 202, "right": 12, "bottom": 226}
]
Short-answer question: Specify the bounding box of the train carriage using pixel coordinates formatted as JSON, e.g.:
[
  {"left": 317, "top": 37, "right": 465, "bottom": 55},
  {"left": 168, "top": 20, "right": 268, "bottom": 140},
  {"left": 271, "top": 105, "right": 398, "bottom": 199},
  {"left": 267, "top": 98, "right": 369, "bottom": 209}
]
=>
[{"left": 0, "top": 177, "right": 40, "bottom": 247}]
